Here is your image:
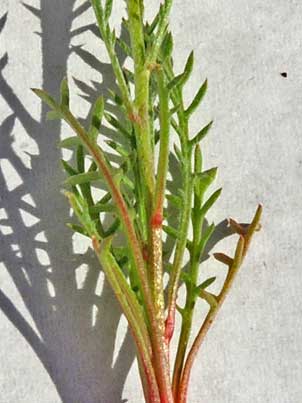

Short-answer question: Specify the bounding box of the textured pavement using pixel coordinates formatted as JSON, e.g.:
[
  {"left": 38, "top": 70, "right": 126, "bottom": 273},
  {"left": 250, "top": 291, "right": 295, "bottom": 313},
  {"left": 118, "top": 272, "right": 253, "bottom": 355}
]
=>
[{"left": 0, "top": 1, "right": 301, "bottom": 402}]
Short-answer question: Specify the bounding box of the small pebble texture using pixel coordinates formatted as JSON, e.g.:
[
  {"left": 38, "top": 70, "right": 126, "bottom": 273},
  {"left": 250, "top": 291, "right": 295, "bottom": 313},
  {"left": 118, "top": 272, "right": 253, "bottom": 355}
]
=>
[{"left": 0, "top": 1, "right": 301, "bottom": 402}]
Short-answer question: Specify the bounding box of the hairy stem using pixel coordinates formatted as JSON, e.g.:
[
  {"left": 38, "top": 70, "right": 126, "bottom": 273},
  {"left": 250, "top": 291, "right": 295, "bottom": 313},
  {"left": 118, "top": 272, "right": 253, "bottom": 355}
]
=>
[
  {"left": 127, "top": 0, "right": 154, "bottom": 209},
  {"left": 165, "top": 62, "right": 193, "bottom": 349},
  {"left": 126, "top": 2, "right": 173, "bottom": 401},
  {"left": 172, "top": 146, "right": 205, "bottom": 397}
]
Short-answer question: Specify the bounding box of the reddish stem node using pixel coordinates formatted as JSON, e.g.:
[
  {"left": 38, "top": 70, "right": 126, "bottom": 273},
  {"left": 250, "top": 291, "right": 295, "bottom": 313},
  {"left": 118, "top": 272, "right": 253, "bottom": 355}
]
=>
[
  {"left": 164, "top": 312, "right": 175, "bottom": 345},
  {"left": 128, "top": 111, "right": 142, "bottom": 125},
  {"left": 151, "top": 212, "right": 163, "bottom": 228}
]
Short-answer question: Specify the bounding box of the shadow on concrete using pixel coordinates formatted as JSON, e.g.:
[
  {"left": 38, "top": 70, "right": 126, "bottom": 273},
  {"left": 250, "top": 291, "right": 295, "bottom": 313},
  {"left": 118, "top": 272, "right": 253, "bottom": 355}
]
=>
[{"left": 0, "top": 2, "right": 134, "bottom": 402}]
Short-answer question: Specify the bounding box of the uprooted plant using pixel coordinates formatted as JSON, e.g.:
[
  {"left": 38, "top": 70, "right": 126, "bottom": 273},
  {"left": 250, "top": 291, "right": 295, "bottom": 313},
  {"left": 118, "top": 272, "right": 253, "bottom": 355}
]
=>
[{"left": 32, "top": 1, "right": 262, "bottom": 402}]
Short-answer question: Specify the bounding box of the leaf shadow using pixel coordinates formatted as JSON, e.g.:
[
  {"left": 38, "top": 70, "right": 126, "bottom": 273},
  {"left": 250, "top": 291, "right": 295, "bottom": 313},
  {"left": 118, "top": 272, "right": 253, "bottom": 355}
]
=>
[{"left": 0, "top": 2, "right": 135, "bottom": 402}]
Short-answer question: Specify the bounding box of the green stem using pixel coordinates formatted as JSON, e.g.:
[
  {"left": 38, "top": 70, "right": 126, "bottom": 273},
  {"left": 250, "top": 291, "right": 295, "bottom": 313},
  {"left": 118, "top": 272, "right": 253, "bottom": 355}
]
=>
[
  {"left": 91, "top": 0, "right": 133, "bottom": 114},
  {"left": 94, "top": 239, "right": 160, "bottom": 403},
  {"left": 172, "top": 147, "right": 205, "bottom": 397},
  {"left": 126, "top": 3, "right": 173, "bottom": 401},
  {"left": 147, "top": 0, "right": 173, "bottom": 65},
  {"left": 177, "top": 237, "right": 245, "bottom": 403},
  {"left": 154, "top": 69, "right": 170, "bottom": 215},
  {"left": 178, "top": 205, "right": 262, "bottom": 403},
  {"left": 148, "top": 66, "right": 171, "bottom": 373},
  {"left": 65, "top": 189, "right": 159, "bottom": 401},
  {"left": 127, "top": 0, "right": 155, "bottom": 209},
  {"left": 165, "top": 61, "right": 193, "bottom": 349}
]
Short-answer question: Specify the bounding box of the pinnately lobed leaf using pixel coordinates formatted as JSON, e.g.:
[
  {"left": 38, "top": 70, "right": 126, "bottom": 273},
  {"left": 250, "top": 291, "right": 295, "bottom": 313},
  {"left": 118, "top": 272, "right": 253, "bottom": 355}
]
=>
[{"left": 31, "top": 1, "right": 262, "bottom": 402}]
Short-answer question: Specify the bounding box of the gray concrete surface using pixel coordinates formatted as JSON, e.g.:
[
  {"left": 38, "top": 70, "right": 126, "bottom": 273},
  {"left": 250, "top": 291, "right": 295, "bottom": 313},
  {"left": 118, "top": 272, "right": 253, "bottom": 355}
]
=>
[{"left": 0, "top": 1, "right": 301, "bottom": 402}]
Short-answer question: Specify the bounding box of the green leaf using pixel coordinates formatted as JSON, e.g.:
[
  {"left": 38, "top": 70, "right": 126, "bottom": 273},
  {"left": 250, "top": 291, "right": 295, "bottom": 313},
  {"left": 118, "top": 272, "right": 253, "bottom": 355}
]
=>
[
  {"left": 76, "top": 145, "right": 85, "bottom": 173},
  {"left": 66, "top": 223, "right": 89, "bottom": 237},
  {"left": 104, "top": 0, "right": 113, "bottom": 21},
  {"left": 60, "top": 77, "right": 70, "bottom": 107},
  {"left": 61, "top": 161, "right": 80, "bottom": 196},
  {"left": 104, "top": 218, "right": 120, "bottom": 237},
  {"left": 65, "top": 191, "right": 99, "bottom": 238},
  {"left": 89, "top": 96, "right": 104, "bottom": 140},
  {"left": 106, "top": 140, "right": 129, "bottom": 157},
  {"left": 200, "top": 188, "right": 222, "bottom": 217},
  {"left": 65, "top": 171, "right": 103, "bottom": 186},
  {"left": 108, "top": 90, "right": 123, "bottom": 106},
  {"left": 147, "top": 7, "right": 161, "bottom": 35},
  {"left": 185, "top": 79, "right": 207, "bottom": 117},
  {"left": 190, "top": 121, "right": 213, "bottom": 147},
  {"left": 61, "top": 160, "right": 77, "bottom": 176},
  {"left": 58, "top": 136, "right": 82, "bottom": 149},
  {"left": 199, "top": 289, "right": 218, "bottom": 308},
  {"left": 174, "top": 143, "right": 182, "bottom": 163},
  {"left": 98, "top": 192, "right": 112, "bottom": 204},
  {"left": 198, "top": 276, "right": 216, "bottom": 290},
  {"left": 166, "top": 194, "right": 182, "bottom": 208},
  {"left": 46, "top": 110, "right": 62, "bottom": 121},
  {"left": 167, "top": 51, "right": 194, "bottom": 90},
  {"left": 194, "top": 145, "right": 202, "bottom": 173},
  {"left": 195, "top": 167, "right": 218, "bottom": 198},
  {"left": 198, "top": 223, "right": 215, "bottom": 257},
  {"left": 147, "top": 0, "right": 173, "bottom": 64},
  {"left": 163, "top": 225, "right": 179, "bottom": 240},
  {"left": 91, "top": 0, "right": 105, "bottom": 25},
  {"left": 32, "top": 88, "right": 57, "bottom": 109},
  {"left": 104, "top": 112, "right": 132, "bottom": 138},
  {"left": 89, "top": 203, "right": 116, "bottom": 215},
  {"left": 161, "top": 31, "right": 173, "bottom": 62},
  {"left": 108, "top": 27, "right": 116, "bottom": 47},
  {"left": 170, "top": 103, "right": 180, "bottom": 116},
  {"left": 117, "top": 38, "right": 132, "bottom": 57},
  {"left": 171, "top": 118, "right": 182, "bottom": 137}
]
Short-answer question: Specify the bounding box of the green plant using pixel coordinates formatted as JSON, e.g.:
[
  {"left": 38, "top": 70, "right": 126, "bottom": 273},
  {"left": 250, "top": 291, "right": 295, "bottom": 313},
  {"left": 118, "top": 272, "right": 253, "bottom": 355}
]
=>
[{"left": 32, "top": 1, "right": 262, "bottom": 402}]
